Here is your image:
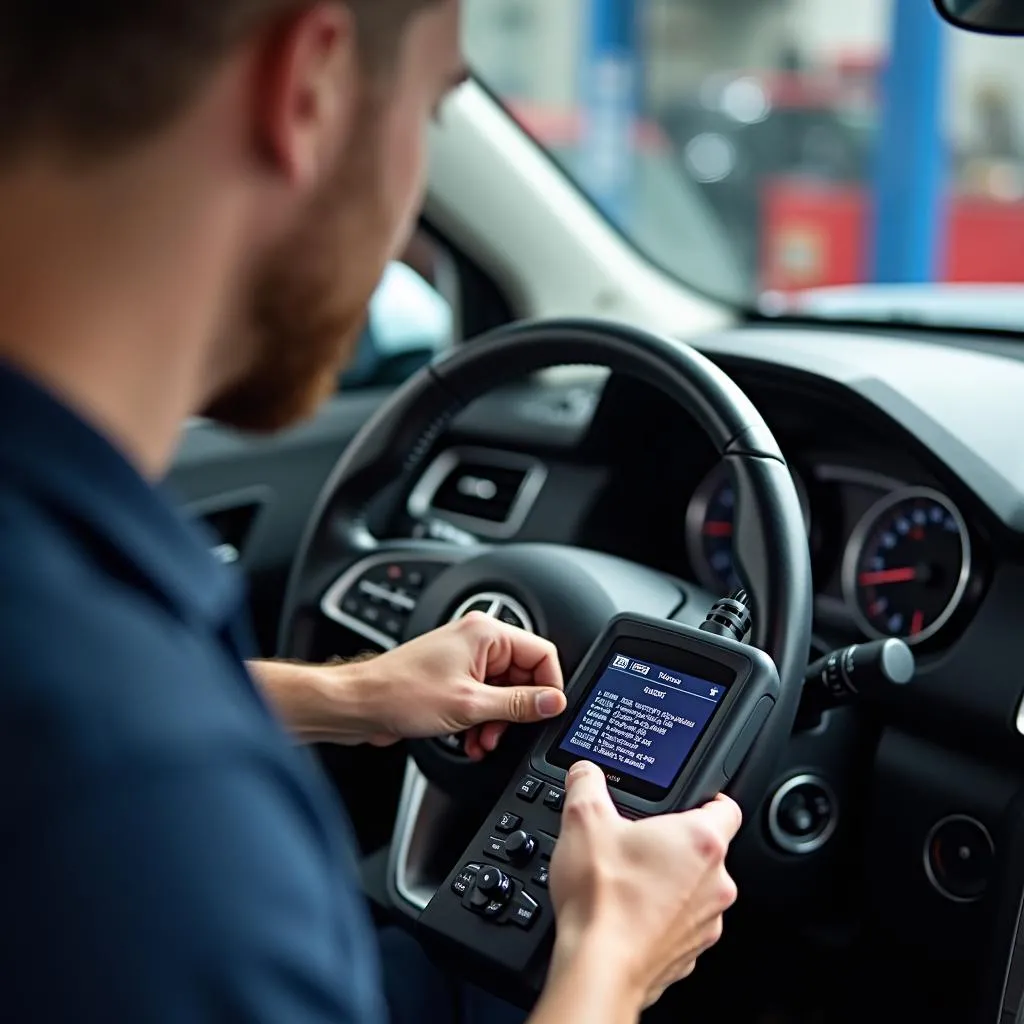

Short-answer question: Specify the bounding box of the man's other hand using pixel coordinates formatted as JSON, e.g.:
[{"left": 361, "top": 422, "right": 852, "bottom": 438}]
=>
[
  {"left": 547, "top": 761, "right": 741, "bottom": 1012},
  {"left": 342, "top": 613, "right": 566, "bottom": 757}
]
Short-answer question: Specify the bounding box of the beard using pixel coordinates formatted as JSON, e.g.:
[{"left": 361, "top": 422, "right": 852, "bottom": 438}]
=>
[{"left": 203, "top": 109, "right": 394, "bottom": 433}]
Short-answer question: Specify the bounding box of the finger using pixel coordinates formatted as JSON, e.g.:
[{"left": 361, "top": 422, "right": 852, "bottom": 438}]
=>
[
  {"left": 691, "top": 793, "right": 743, "bottom": 842},
  {"left": 562, "top": 760, "right": 616, "bottom": 819},
  {"left": 467, "top": 682, "right": 566, "bottom": 725},
  {"left": 462, "top": 726, "right": 486, "bottom": 761},
  {"left": 467, "top": 617, "right": 564, "bottom": 691},
  {"left": 478, "top": 720, "right": 506, "bottom": 752},
  {"left": 653, "top": 956, "right": 698, "bottom": 996},
  {"left": 642, "top": 983, "right": 670, "bottom": 1010}
]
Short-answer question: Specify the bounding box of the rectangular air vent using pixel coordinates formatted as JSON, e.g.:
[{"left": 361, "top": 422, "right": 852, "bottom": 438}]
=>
[{"left": 408, "top": 448, "right": 546, "bottom": 539}]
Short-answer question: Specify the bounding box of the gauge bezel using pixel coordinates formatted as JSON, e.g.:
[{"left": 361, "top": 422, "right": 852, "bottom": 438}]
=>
[
  {"left": 685, "top": 461, "right": 810, "bottom": 594},
  {"left": 840, "top": 486, "right": 972, "bottom": 646}
]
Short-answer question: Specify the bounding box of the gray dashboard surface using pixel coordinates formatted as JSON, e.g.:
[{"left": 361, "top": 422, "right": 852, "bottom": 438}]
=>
[{"left": 695, "top": 327, "right": 1024, "bottom": 532}]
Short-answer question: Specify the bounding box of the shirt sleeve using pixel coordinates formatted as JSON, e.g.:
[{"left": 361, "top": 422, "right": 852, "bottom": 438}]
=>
[{"left": 0, "top": 752, "right": 388, "bottom": 1024}]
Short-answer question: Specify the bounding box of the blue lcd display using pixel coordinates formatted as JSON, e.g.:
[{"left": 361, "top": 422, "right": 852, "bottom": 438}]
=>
[{"left": 557, "top": 651, "right": 729, "bottom": 790}]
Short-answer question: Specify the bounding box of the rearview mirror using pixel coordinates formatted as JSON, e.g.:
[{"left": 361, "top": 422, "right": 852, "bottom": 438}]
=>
[{"left": 933, "top": 0, "right": 1024, "bottom": 34}]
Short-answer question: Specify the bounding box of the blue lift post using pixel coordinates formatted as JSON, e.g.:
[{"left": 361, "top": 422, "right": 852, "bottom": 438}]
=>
[
  {"left": 580, "top": 0, "right": 639, "bottom": 225},
  {"left": 870, "top": 0, "right": 947, "bottom": 283}
]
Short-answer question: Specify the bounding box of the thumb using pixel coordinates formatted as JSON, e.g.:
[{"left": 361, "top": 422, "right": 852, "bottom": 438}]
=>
[
  {"left": 471, "top": 684, "right": 567, "bottom": 725},
  {"left": 563, "top": 760, "right": 617, "bottom": 815}
]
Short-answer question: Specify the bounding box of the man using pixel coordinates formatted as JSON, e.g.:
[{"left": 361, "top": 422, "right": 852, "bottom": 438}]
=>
[{"left": 0, "top": 3, "right": 741, "bottom": 1022}]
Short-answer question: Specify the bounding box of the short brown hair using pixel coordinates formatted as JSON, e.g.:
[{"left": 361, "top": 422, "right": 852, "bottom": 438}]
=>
[{"left": 0, "top": 1, "right": 435, "bottom": 164}]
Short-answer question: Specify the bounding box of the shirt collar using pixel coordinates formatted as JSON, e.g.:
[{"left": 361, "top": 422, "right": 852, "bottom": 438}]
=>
[{"left": 0, "top": 360, "right": 241, "bottom": 629}]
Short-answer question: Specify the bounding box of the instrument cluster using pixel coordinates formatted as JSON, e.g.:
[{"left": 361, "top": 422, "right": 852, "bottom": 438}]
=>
[{"left": 684, "top": 461, "right": 976, "bottom": 648}]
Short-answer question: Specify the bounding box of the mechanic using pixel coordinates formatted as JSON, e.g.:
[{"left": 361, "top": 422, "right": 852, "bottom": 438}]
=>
[{"left": 0, "top": 2, "right": 741, "bottom": 1022}]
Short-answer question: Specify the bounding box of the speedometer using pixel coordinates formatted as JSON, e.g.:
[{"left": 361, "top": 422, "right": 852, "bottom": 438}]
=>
[
  {"left": 842, "top": 488, "right": 971, "bottom": 645},
  {"left": 685, "top": 462, "right": 810, "bottom": 594}
]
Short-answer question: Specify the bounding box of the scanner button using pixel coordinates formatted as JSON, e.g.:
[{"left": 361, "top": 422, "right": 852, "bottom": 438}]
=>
[
  {"left": 495, "top": 811, "right": 522, "bottom": 833},
  {"left": 483, "top": 836, "right": 509, "bottom": 862},
  {"left": 542, "top": 786, "right": 564, "bottom": 811},
  {"left": 516, "top": 777, "right": 542, "bottom": 801},
  {"left": 510, "top": 891, "right": 540, "bottom": 929},
  {"left": 723, "top": 695, "right": 775, "bottom": 780},
  {"left": 451, "top": 863, "right": 479, "bottom": 897},
  {"left": 476, "top": 865, "right": 512, "bottom": 900},
  {"left": 532, "top": 863, "right": 550, "bottom": 888},
  {"left": 504, "top": 830, "right": 537, "bottom": 866}
]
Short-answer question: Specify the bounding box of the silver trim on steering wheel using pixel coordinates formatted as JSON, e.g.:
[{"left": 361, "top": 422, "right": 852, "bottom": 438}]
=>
[
  {"left": 449, "top": 591, "right": 534, "bottom": 631},
  {"left": 388, "top": 760, "right": 456, "bottom": 912},
  {"left": 390, "top": 588, "right": 538, "bottom": 912},
  {"left": 320, "top": 551, "right": 456, "bottom": 650}
]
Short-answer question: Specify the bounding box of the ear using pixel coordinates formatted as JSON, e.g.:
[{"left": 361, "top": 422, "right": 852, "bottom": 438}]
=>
[{"left": 254, "top": 3, "right": 359, "bottom": 191}]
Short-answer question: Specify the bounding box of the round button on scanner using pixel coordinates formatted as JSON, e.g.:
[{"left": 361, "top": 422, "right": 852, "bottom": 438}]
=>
[
  {"left": 503, "top": 830, "right": 537, "bottom": 866},
  {"left": 924, "top": 815, "right": 995, "bottom": 903},
  {"left": 475, "top": 865, "right": 512, "bottom": 901}
]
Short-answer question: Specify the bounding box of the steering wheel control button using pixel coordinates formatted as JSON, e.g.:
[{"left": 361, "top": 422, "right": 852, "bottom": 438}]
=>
[
  {"left": 475, "top": 865, "right": 512, "bottom": 902},
  {"left": 495, "top": 811, "right": 522, "bottom": 834},
  {"left": 532, "top": 864, "right": 550, "bottom": 888},
  {"left": 925, "top": 815, "right": 995, "bottom": 903},
  {"left": 516, "top": 776, "right": 542, "bottom": 802},
  {"left": 483, "top": 836, "right": 510, "bottom": 862},
  {"left": 542, "top": 786, "right": 564, "bottom": 811},
  {"left": 482, "top": 899, "right": 506, "bottom": 919},
  {"left": 767, "top": 775, "right": 838, "bottom": 854},
  {"left": 451, "top": 864, "right": 479, "bottom": 898},
  {"left": 509, "top": 890, "right": 540, "bottom": 929},
  {"left": 321, "top": 556, "right": 455, "bottom": 651},
  {"left": 503, "top": 830, "right": 537, "bottom": 866}
]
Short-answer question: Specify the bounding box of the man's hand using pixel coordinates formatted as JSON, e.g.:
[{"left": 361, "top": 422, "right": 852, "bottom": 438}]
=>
[
  {"left": 253, "top": 613, "right": 566, "bottom": 756},
  {"left": 532, "top": 761, "right": 741, "bottom": 1022},
  {"left": 350, "top": 612, "right": 566, "bottom": 757}
]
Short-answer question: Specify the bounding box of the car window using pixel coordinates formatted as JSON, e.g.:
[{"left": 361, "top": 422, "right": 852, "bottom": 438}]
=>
[
  {"left": 465, "top": 0, "right": 1024, "bottom": 331},
  {"left": 341, "top": 237, "right": 456, "bottom": 390}
]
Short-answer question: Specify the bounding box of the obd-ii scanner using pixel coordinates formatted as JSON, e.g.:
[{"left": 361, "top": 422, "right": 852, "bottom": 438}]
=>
[{"left": 416, "top": 592, "right": 780, "bottom": 1002}]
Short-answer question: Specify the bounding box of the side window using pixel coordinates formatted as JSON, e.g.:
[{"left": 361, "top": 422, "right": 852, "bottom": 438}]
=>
[{"left": 340, "top": 232, "right": 457, "bottom": 390}]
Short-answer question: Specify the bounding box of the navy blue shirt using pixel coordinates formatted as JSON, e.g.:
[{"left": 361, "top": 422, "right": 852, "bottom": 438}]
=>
[{"left": 0, "top": 362, "right": 386, "bottom": 1022}]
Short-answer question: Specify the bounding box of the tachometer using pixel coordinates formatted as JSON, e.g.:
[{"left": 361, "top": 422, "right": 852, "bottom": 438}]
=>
[
  {"left": 685, "top": 463, "right": 810, "bottom": 594},
  {"left": 842, "top": 488, "right": 970, "bottom": 644}
]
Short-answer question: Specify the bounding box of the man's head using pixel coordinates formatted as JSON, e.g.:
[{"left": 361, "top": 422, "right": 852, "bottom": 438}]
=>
[{"left": 0, "top": 1, "right": 465, "bottom": 434}]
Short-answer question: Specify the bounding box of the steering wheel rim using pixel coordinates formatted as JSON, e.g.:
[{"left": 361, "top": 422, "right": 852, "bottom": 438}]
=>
[{"left": 279, "top": 318, "right": 812, "bottom": 810}]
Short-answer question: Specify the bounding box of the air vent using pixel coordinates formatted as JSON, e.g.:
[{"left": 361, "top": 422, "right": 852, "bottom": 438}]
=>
[
  {"left": 433, "top": 462, "right": 527, "bottom": 522},
  {"left": 408, "top": 448, "right": 547, "bottom": 539}
]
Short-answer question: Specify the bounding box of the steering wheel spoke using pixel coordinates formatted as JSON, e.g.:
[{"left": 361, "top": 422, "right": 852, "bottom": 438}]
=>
[{"left": 318, "top": 542, "right": 479, "bottom": 650}]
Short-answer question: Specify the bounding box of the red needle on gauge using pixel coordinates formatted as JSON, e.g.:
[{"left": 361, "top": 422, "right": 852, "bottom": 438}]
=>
[
  {"left": 858, "top": 567, "right": 918, "bottom": 586},
  {"left": 703, "top": 521, "right": 733, "bottom": 538}
]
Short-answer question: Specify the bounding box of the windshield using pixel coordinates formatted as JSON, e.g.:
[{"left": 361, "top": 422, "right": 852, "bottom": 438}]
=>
[{"left": 464, "top": 0, "right": 1024, "bottom": 330}]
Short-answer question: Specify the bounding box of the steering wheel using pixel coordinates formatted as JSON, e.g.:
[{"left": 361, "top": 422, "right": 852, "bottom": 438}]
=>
[{"left": 279, "top": 318, "right": 812, "bottom": 842}]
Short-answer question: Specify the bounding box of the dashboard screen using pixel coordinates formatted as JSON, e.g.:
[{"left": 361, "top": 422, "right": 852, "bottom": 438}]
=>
[{"left": 550, "top": 648, "right": 732, "bottom": 796}]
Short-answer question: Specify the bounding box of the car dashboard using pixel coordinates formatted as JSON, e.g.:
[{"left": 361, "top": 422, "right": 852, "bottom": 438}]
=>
[{"left": 388, "top": 321, "right": 1024, "bottom": 1020}]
